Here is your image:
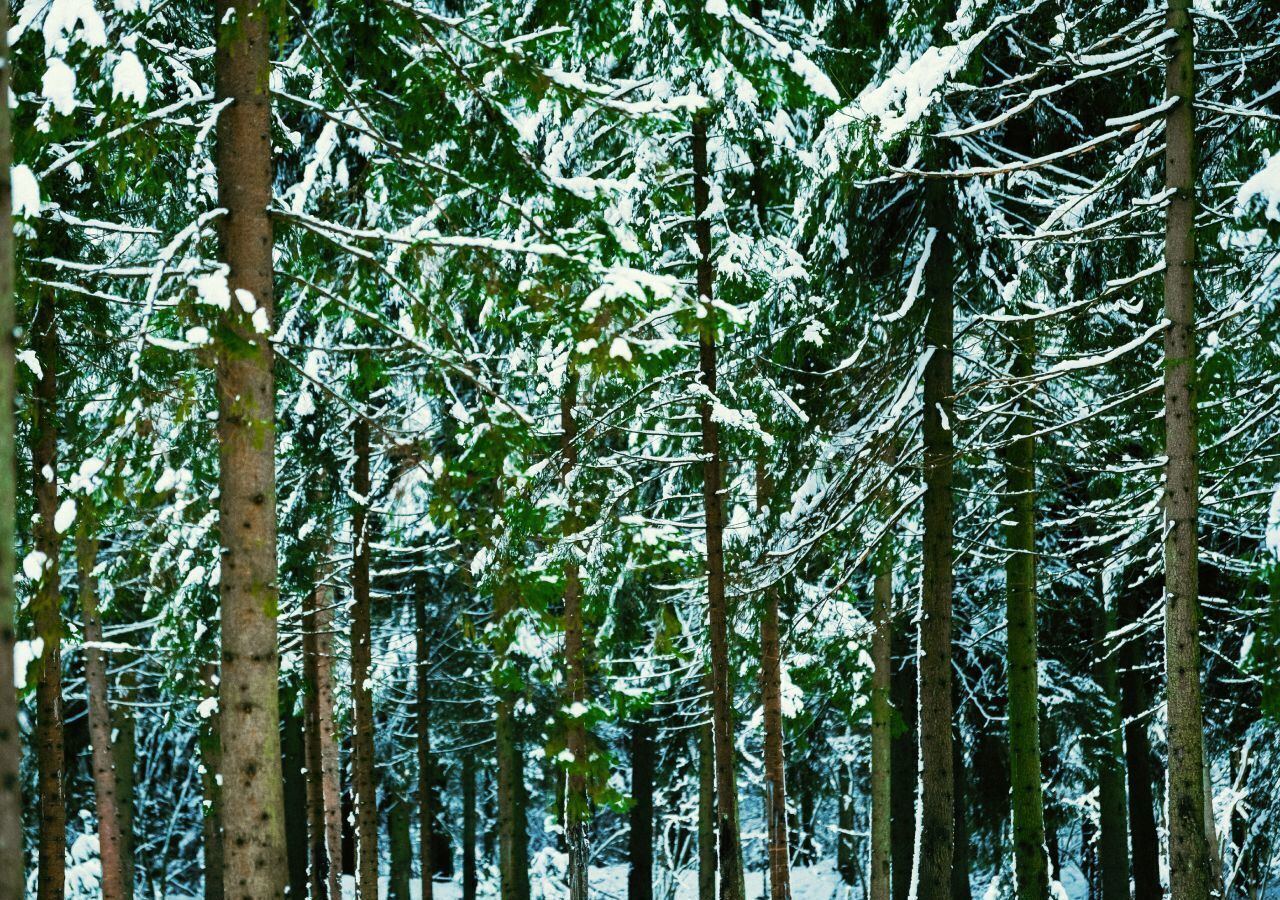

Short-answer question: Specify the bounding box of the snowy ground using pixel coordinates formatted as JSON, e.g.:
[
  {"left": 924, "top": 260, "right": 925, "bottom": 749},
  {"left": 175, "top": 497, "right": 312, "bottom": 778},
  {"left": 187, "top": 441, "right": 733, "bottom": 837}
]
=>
[{"left": 341, "top": 859, "right": 850, "bottom": 899}]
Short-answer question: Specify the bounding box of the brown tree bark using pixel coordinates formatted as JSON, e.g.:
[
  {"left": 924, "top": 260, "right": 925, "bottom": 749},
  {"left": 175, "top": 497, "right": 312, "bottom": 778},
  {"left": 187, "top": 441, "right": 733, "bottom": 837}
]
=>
[
  {"left": 757, "top": 461, "right": 790, "bottom": 900},
  {"left": 414, "top": 589, "right": 436, "bottom": 900},
  {"left": 561, "top": 372, "right": 590, "bottom": 900},
  {"left": 78, "top": 522, "right": 126, "bottom": 900},
  {"left": 32, "top": 283, "right": 64, "bottom": 900},
  {"left": 1161, "top": 3, "right": 1210, "bottom": 898},
  {"left": 692, "top": 109, "right": 745, "bottom": 900},
  {"left": 870, "top": 563, "right": 892, "bottom": 900},
  {"left": 0, "top": 3, "right": 21, "bottom": 892},
  {"left": 213, "top": 2, "right": 288, "bottom": 896},
  {"left": 350, "top": 413, "right": 379, "bottom": 900},
  {"left": 303, "top": 571, "right": 342, "bottom": 900},
  {"left": 494, "top": 573, "right": 531, "bottom": 900},
  {"left": 698, "top": 694, "right": 716, "bottom": 900},
  {"left": 113, "top": 669, "right": 136, "bottom": 899},
  {"left": 915, "top": 178, "right": 955, "bottom": 900},
  {"left": 1092, "top": 585, "right": 1131, "bottom": 900}
]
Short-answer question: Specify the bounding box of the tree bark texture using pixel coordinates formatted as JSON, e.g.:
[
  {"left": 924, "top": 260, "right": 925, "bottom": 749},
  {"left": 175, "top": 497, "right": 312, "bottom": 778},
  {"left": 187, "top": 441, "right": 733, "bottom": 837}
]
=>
[
  {"left": 870, "top": 564, "right": 892, "bottom": 900},
  {"left": 213, "top": 2, "right": 288, "bottom": 895},
  {"left": 351, "top": 413, "right": 378, "bottom": 900},
  {"left": 414, "top": 590, "right": 436, "bottom": 900},
  {"left": 628, "top": 719, "right": 655, "bottom": 900},
  {"left": 303, "top": 572, "right": 342, "bottom": 900}
]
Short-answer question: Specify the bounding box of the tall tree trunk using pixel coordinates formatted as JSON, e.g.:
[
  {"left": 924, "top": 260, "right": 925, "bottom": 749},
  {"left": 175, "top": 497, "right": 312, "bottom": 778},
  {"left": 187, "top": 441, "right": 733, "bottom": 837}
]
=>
[
  {"left": 78, "top": 523, "right": 126, "bottom": 900},
  {"left": 351, "top": 413, "right": 379, "bottom": 900},
  {"left": 213, "top": 2, "right": 288, "bottom": 896},
  {"left": 0, "top": 2, "right": 21, "bottom": 891},
  {"left": 698, "top": 693, "right": 716, "bottom": 900},
  {"left": 628, "top": 719, "right": 655, "bottom": 900},
  {"left": 462, "top": 752, "right": 478, "bottom": 900},
  {"left": 1161, "top": 3, "right": 1209, "bottom": 899},
  {"left": 281, "top": 689, "right": 309, "bottom": 899},
  {"left": 836, "top": 756, "right": 855, "bottom": 885},
  {"left": 1118, "top": 590, "right": 1161, "bottom": 898},
  {"left": 870, "top": 563, "right": 892, "bottom": 900},
  {"left": 952, "top": 690, "right": 972, "bottom": 900},
  {"left": 495, "top": 579, "right": 531, "bottom": 900},
  {"left": 113, "top": 669, "right": 136, "bottom": 899},
  {"left": 32, "top": 283, "right": 64, "bottom": 900},
  {"left": 1005, "top": 317, "right": 1049, "bottom": 900},
  {"left": 757, "top": 462, "right": 790, "bottom": 900},
  {"left": 388, "top": 799, "right": 411, "bottom": 900},
  {"left": 915, "top": 178, "right": 955, "bottom": 900},
  {"left": 889, "top": 626, "right": 916, "bottom": 900},
  {"left": 1093, "top": 587, "right": 1131, "bottom": 900},
  {"left": 303, "top": 572, "right": 342, "bottom": 900},
  {"left": 561, "top": 372, "right": 590, "bottom": 900},
  {"left": 414, "top": 590, "right": 436, "bottom": 900},
  {"left": 692, "top": 109, "right": 745, "bottom": 900},
  {"left": 200, "top": 662, "right": 225, "bottom": 900}
]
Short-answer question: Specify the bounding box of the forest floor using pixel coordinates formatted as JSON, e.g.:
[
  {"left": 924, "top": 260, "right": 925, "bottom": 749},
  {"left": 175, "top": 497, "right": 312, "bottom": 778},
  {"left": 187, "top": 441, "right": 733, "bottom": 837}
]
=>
[{"left": 339, "top": 859, "right": 848, "bottom": 898}]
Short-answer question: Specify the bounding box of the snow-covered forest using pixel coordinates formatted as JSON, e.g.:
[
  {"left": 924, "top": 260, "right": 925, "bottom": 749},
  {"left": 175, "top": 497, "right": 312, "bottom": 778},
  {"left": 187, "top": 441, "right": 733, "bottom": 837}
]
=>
[{"left": 0, "top": 0, "right": 1278, "bottom": 898}]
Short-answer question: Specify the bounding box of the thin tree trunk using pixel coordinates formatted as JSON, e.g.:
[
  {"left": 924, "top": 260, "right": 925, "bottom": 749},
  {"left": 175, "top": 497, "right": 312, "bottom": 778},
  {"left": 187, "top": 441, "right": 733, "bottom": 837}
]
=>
[
  {"left": 462, "top": 752, "right": 478, "bottom": 900},
  {"left": 914, "top": 177, "right": 955, "bottom": 900},
  {"left": 113, "top": 669, "right": 136, "bottom": 899},
  {"left": 561, "top": 372, "right": 590, "bottom": 900},
  {"left": 200, "top": 662, "right": 224, "bottom": 900},
  {"left": 351, "top": 413, "right": 379, "bottom": 900},
  {"left": 757, "top": 461, "right": 790, "bottom": 900},
  {"left": 414, "top": 590, "right": 436, "bottom": 900},
  {"left": 0, "top": 2, "right": 21, "bottom": 891},
  {"left": 495, "top": 577, "right": 531, "bottom": 900},
  {"left": 629, "top": 719, "right": 655, "bottom": 900},
  {"left": 692, "top": 109, "right": 745, "bottom": 900},
  {"left": 837, "top": 756, "right": 855, "bottom": 885},
  {"left": 952, "top": 690, "right": 972, "bottom": 900},
  {"left": 389, "top": 799, "right": 411, "bottom": 900},
  {"left": 1005, "top": 316, "right": 1049, "bottom": 900},
  {"left": 889, "top": 625, "right": 916, "bottom": 900},
  {"left": 79, "top": 523, "right": 126, "bottom": 900},
  {"left": 698, "top": 693, "right": 716, "bottom": 900},
  {"left": 303, "top": 572, "right": 342, "bottom": 900},
  {"left": 32, "top": 283, "right": 64, "bottom": 900},
  {"left": 282, "top": 690, "right": 309, "bottom": 898},
  {"left": 213, "top": 2, "right": 288, "bottom": 895},
  {"left": 1161, "top": 3, "right": 1210, "bottom": 899},
  {"left": 1118, "top": 590, "right": 1161, "bottom": 898},
  {"left": 870, "top": 564, "right": 892, "bottom": 900},
  {"left": 1093, "top": 587, "right": 1131, "bottom": 900}
]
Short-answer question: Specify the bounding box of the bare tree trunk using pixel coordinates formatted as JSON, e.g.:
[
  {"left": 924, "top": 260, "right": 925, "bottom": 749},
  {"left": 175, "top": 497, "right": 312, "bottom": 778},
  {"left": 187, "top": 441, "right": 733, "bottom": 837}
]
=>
[
  {"left": 32, "top": 283, "right": 64, "bottom": 900},
  {"left": 698, "top": 694, "right": 716, "bottom": 900},
  {"left": 560, "top": 372, "right": 591, "bottom": 900},
  {"left": 914, "top": 177, "right": 955, "bottom": 900},
  {"left": 1118, "top": 591, "right": 1162, "bottom": 899},
  {"left": 462, "top": 752, "right": 478, "bottom": 900},
  {"left": 495, "top": 575, "right": 531, "bottom": 900},
  {"left": 1161, "top": 3, "right": 1210, "bottom": 899},
  {"left": 351, "top": 413, "right": 379, "bottom": 900},
  {"left": 79, "top": 523, "right": 126, "bottom": 900},
  {"left": 304, "top": 572, "right": 342, "bottom": 900},
  {"left": 0, "top": 4, "right": 21, "bottom": 892},
  {"left": 692, "top": 109, "right": 745, "bottom": 900},
  {"left": 756, "top": 461, "right": 790, "bottom": 900},
  {"left": 628, "top": 720, "right": 655, "bottom": 900},
  {"left": 870, "top": 563, "right": 892, "bottom": 900},
  {"left": 199, "top": 662, "right": 224, "bottom": 900},
  {"left": 1005, "top": 317, "right": 1049, "bottom": 900},
  {"left": 282, "top": 689, "right": 309, "bottom": 898},
  {"left": 890, "top": 625, "right": 916, "bottom": 900},
  {"left": 113, "top": 669, "right": 136, "bottom": 899},
  {"left": 1092, "top": 587, "right": 1131, "bottom": 900},
  {"left": 212, "top": 2, "right": 288, "bottom": 895},
  {"left": 414, "top": 589, "right": 435, "bottom": 900}
]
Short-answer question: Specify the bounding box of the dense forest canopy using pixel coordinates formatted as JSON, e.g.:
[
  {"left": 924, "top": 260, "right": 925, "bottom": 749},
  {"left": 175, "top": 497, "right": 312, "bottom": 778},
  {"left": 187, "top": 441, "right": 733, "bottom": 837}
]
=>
[{"left": 0, "top": 0, "right": 1278, "bottom": 898}]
